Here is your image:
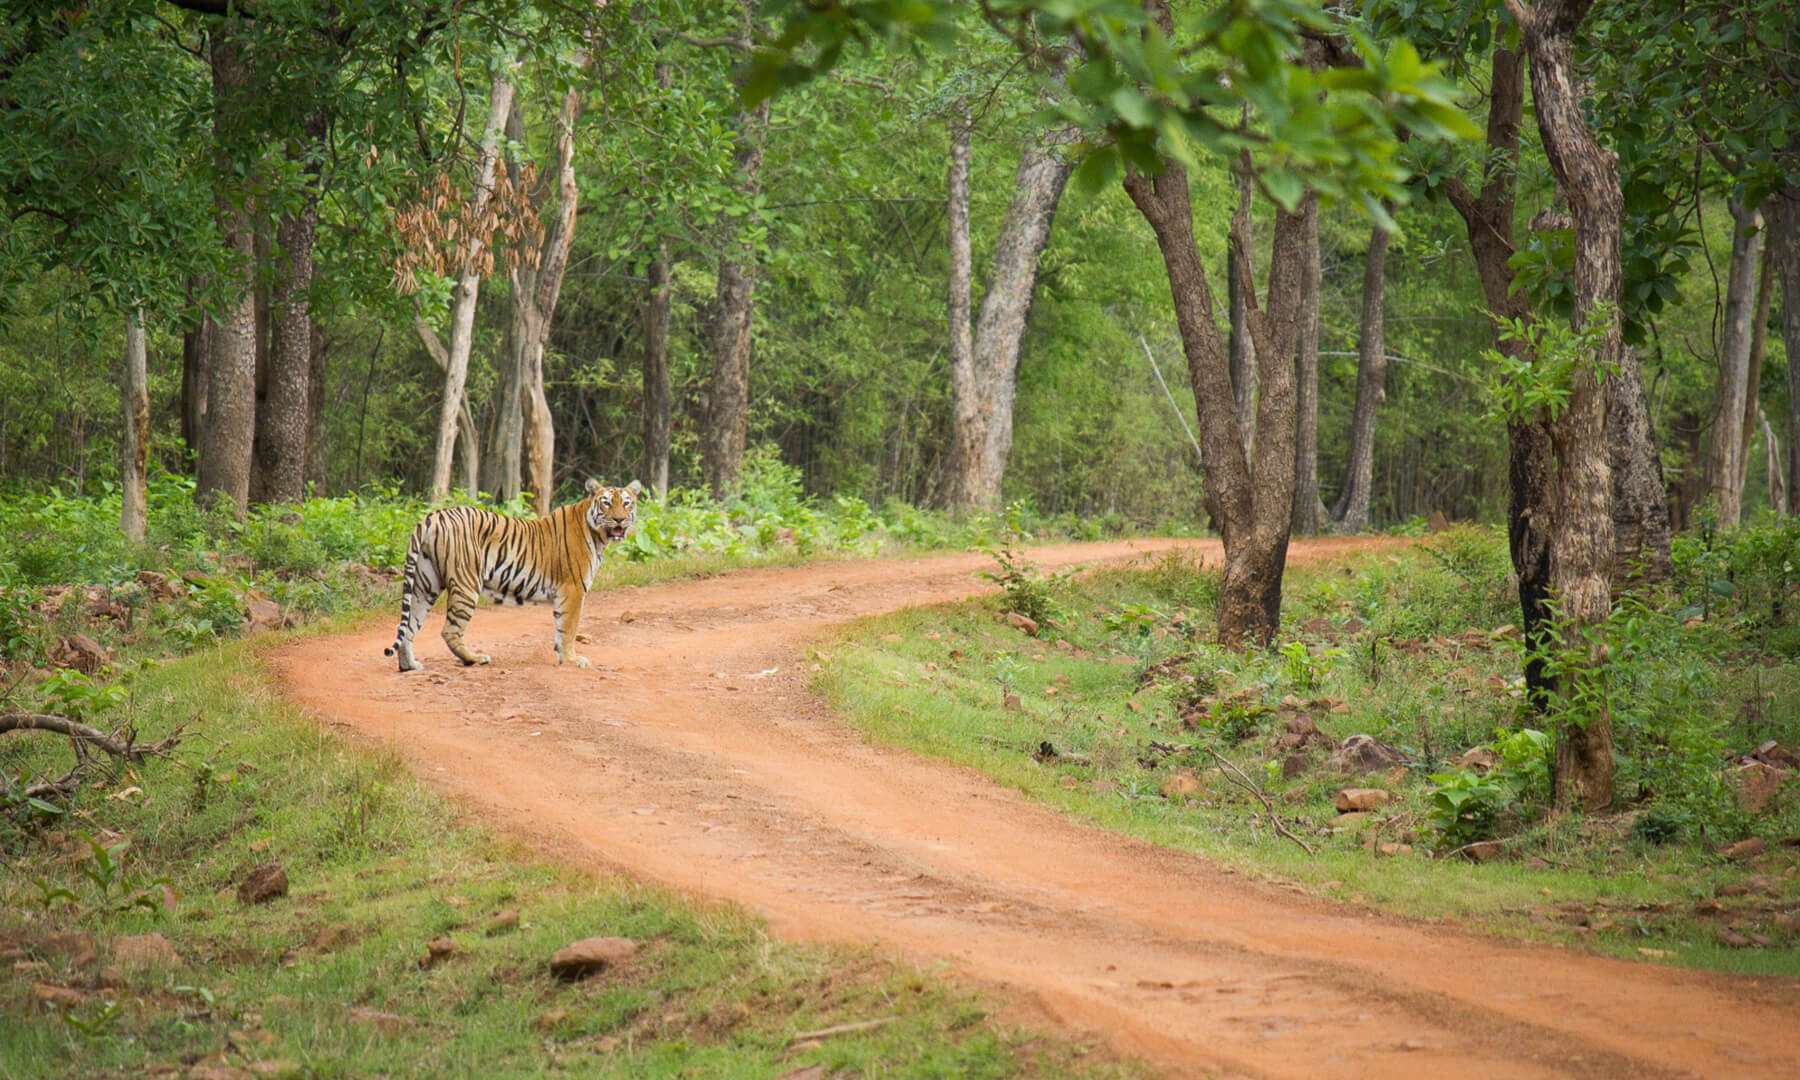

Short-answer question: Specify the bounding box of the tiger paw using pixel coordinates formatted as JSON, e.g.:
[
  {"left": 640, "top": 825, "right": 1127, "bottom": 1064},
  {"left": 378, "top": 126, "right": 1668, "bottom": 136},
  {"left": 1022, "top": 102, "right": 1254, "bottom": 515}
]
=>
[
  {"left": 565, "top": 655, "right": 591, "bottom": 669},
  {"left": 461, "top": 653, "right": 492, "bottom": 666}
]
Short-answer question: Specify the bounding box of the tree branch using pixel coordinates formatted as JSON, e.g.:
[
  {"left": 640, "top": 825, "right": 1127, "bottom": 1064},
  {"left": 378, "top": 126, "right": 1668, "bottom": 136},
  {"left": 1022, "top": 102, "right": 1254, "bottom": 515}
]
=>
[
  {"left": 1205, "top": 746, "right": 1316, "bottom": 855},
  {"left": 1, "top": 712, "right": 186, "bottom": 761}
]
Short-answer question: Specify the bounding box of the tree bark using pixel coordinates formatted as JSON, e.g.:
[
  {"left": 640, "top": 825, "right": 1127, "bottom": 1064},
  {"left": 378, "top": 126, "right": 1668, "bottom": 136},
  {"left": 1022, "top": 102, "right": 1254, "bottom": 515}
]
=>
[
  {"left": 945, "top": 114, "right": 976, "bottom": 508},
  {"left": 1228, "top": 171, "right": 1257, "bottom": 457},
  {"left": 428, "top": 73, "right": 515, "bottom": 500},
  {"left": 304, "top": 319, "right": 326, "bottom": 493},
  {"left": 1704, "top": 195, "right": 1764, "bottom": 526},
  {"left": 255, "top": 113, "right": 325, "bottom": 504},
  {"left": 1767, "top": 191, "right": 1800, "bottom": 514},
  {"left": 642, "top": 243, "right": 673, "bottom": 499},
  {"left": 1606, "top": 344, "right": 1673, "bottom": 580},
  {"left": 1291, "top": 202, "right": 1324, "bottom": 534},
  {"left": 517, "top": 83, "right": 582, "bottom": 510},
  {"left": 1332, "top": 223, "right": 1390, "bottom": 532},
  {"left": 1738, "top": 239, "right": 1775, "bottom": 505},
  {"left": 1124, "top": 159, "right": 1304, "bottom": 648},
  {"left": 195, "top": 29, "right": 257, "bottom": 514},
  {"left": 121, "top": 309, "right": 149, "bottom": 542},
  {"left": 1761, "top": 408, "right": 1786, "bottom": 516},
  {"left": 181, "top": 316, "right": 206, "bottom": 468},
  {"left": 1512, "top": 0, "right": 1621, "bottom": 812},
  {"left": 701, "top": 89, "right": 769, "bottom": 499}
]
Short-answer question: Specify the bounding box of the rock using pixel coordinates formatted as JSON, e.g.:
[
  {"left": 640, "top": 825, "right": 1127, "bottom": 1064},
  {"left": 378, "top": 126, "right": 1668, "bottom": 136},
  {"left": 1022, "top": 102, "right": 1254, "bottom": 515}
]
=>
[
  {"left": 1377, "top": 842, "right": 1413, "bottom": 857},
  {"left": 1161, "top": 773, "right": 1203, "bottom": 799},
  {"left": 1718, "top": 837, "right": 1766, "bottom": 862},
  {"left": 347, "top": 1005, "right": 414, "bottom": 1034},
  {"left": 1003, "top": 693, "right": 1022, "bottom": 711},
  {"left": 1335, "top": 788, "right": 1391, "bottom": 813},
  {"left": 1004, "top": 612, "right": 1040, "bottom": 636},
  {"left": 1735, "top": 762, "right": 1790, "bottom": 814},
  {"left": 1461, "top": 840, "right": 1506, "bottom": 863},
  {"left": 308, "top": 924, "right": 354, "bottom": 951},
  {"left": 1329, "top": 812, "right": 1372, "bottom": 831},
  {"left": 1426, "top": 510, "right": 1451, "bottom": 533},
  {"left": 41, "top": 932, "right": 98, "bottom": 969},
  {"left": 1285, "top": 714, "right": 1321, "bottom": 738},
  {"left": 1717, "top": 928, "right": 1754, "bottom": 948},
  {"left": 246, "top": 1061, "right": 304, "bottom": 1079},
  {"left": 29, "top": 982, "right": 87, "bottom": 1007},
  {"left": 420, "top": 936, "right": 458, "bottom": 969},
  {"left": 242, "top": 596, "right": 287, "bottom": 636},
  {"left": 1523, "top": 856, "right": 1552, "bottom": 871},
  {"left": 484, "top": 909, "right": 520, "bottom": 936},
  {"left": 52, "top": 632, "right": 110, "bottom": 674},
  {"left": 237, "top": 864, "right": 288, "bottom": 905},
  {"left": 1335, "top": 734, "right": 1406, "bottom": 772},
  {"left": 1455, "top": 747, "right": 1501, "bottom": 773},
  {"left": 549, "top": 936, "right": 639, "bottom": 980},
  {"left": 113, "top": 932, "right": 183, "bottom": 968},
  {"left": 188, "top": 1067, "right": 253, "bottom": 1080},
  {"left": 1281, "top": 754, "right": 1309, "bottom": 779}
]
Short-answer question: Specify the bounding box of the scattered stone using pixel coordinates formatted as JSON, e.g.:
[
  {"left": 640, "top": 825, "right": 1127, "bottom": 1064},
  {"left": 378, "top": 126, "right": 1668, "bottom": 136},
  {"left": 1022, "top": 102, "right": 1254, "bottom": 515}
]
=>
[
  {"left": 1694, "top": 898, "right": 1724, "bottom": 915},
  {"left": 1717, "top": 929, "right": 1754, "bottom": 949},
  {"left": 1718, "top": 838, "right": 1766, "bottom": 862},
  {"left": 420, "top": 937, "right": 458, "bottom": 969},
  {"left": 347, "top": 1005, "right": 414, "bottom": 1034},
  {"left": 484, "top": 909, "right": 521, "bottom": 936},
  {"left": 112, "top": 932, "right": 183, "bottom": 968},
  {"left": 237, "top": 864, "right": 288, "bottom": 905},
  {"left": 549, "top": 936, "right": 639, "bottom": 980},
  {"left": 1329, "top": 812, "right": 1372, "bottom": 831},
  {"left": 1735, "top": 762, "right": 1790, "bottom": 815},
  {"left": 1335, "top": 788, "right": 1391, "bottom": 813},
  {"left": 1460, "top": 840, "right": 1506, "bottom": 863},
  {"left": 242, "top": 596, "right": 287, "bottom": 636},
  {"left": 1523, "top": 856, "right": 1552, "bottom": 871},
  {"left": 535, "top": 1008, "right": 571, "bottom": 1032},
  {"left": 52, "top": 632, "right": 110, "bottom": 674},
  {"left": 1335, "top": 734, "right": 1406, "bottom": 773},
  {"left": 1004, "top": 612, "right": 1040, "bottom": 636},
  {"left": 188, "top": 1067, "right": 253, "bottom": 1080},
  {"left": 1281, "top": 754, "right": 1309, "bottom": 779},
  {"left": 1161, "top": 773, "right": 1203, "bottom": 799},
  {"left": 1003, "top": 693, "right": 1022, "bottom": 711},
  {"left": 1377, "top": 842, "right": 1413, "bottom": 857},
  {"left": 1455, "top": 747, "right": 1501, "bottom": 773},
  {"left": 29, "top": 982, "right": 87, "bottom": 1007},
  {"left": 42, "top": 932, "right": 98, "bottom": 969},
  {"left": 246, "top": 1061, "right": 304, "bottom": 1079}
]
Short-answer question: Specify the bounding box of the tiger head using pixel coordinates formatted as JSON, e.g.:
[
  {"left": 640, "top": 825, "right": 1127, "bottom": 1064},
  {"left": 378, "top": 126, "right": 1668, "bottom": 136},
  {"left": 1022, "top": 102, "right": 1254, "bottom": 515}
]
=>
[{"left": 585, "top": 478, "right": 643, "bottom": 545}]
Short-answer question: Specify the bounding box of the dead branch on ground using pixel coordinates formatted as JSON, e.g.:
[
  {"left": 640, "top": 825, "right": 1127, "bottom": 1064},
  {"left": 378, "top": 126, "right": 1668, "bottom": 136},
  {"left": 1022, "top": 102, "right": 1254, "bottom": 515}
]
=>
[{"left": 1205, "top": 746, "right": 1316, "bottom": 856}]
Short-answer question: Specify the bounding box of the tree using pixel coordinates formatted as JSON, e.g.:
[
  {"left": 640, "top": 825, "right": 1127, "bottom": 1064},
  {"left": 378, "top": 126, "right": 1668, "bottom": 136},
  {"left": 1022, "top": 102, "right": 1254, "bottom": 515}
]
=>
[
  {"left": 121, "top": 311, "right": 150, "bottom": 542},
  {"left": 1331, "top": 222, "right": 1391, "bottom": 532},
  {"left": 1703, "top": 196, "right": 1764, "bottom": 526}
]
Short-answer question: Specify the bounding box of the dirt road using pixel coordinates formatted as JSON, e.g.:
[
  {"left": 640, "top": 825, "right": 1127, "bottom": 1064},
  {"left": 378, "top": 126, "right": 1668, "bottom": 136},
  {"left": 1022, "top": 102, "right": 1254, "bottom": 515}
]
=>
[{"left": 271, "top": 537, "right": 1799, "bottom": 1079}]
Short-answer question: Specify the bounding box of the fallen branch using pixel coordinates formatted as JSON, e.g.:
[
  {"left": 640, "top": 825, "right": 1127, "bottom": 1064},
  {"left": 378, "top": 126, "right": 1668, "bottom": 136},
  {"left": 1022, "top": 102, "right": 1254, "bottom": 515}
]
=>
[
  {"left": 1, "top": 712, "right": 185, "bottom": 761},
  {"left": 790, "top": 1016, "right": 898, "bottom": 1043},
  {"left": 1204, "top": 746, "right": 1316, "bottom": 856}
]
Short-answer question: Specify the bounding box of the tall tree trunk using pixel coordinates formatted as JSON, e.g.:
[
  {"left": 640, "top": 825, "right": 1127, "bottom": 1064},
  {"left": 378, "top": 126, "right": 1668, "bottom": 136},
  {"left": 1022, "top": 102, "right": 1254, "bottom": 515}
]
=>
[
  {"left": 1768, "top": 191, "right": 1800, "bottom": 515},
  {"left": 642, "top": 242, "right": 673, "bottom": 498},
  {"left": 1606, "top": 344, "right": 1673, "bottom": 581},
  {"left": 196, "top": 30, "right": 257, "bottom": 514},
  {"left": 945, "top": 114, "right": 976, "bottom": 509},
  {"left": 1761, "top": 408, "right": 1787, "bottom": 516},
  {"left": 1124, "top": 157, "right": 1305, "bottom": 648},
  {"left": 121, "top": 309, "right": 149, "bottom": 542},
  {"left": 428, "top": 73, "right": 515, "bottom": 500},
  {"left": 1332, "top": 223, "right": 1390, "bottom": 532},
  {"left": 1512, "top": 0, "right": 1621, "bottom": 812},
  {"left": 181, "top": 318, "right": 206, "bottom": 468},
  {"left": 1228, "top": 172, "right": 1257, "bottom": 457},
  {"left": 1291, "top": 202, "right": 1324, "bottom": 534},
  {"left": 701, "top": 88, "right": 769, "bottom": 499},
  {"left": 256, "top": 113, "right": 325, "bottom": 504},
  {"left": 1737, "top": 241, "right": 1775, "bottom": 504},
  {"left": 945, "top": 124, "right": 1075, "bottom": 512},
  {"left": 304, "top": 319, "right": 326, "bottom": 493},
  {"left": 516, "top": 82, "right": 582, "bottom": 510},
  {"left": 1442, "top": 43, "right": 1556, "bottom": 708},
  {"left": 1704, "top": 196, "right": 1765, "bottom": 526}
]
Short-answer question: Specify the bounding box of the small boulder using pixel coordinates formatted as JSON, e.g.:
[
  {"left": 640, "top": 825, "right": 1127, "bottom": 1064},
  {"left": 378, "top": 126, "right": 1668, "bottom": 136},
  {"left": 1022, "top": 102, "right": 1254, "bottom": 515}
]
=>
[
  {"left": 1003, "top": 693, "right": 1022, "bottom": 711},
  {"left": 484, "top": 909, "right": 521, "bottom": 936},
  {"left": 41, "top": 932, "right": 98, "bottom": 969},
  {"left": 1735, "top": 762, "right": 1790, "bottom": 814},
  {"left": 549, "top": 936, "right": 639, "bottom": 980},
  {"left": 1281, "top": 754, "right": 1309, "bottom": 779},
  {"left": 1335, "top": 734, "right": 1406, "bottom": 772},
  {"left": 1004, "top": 612, "right": 1040, "bottom": 636},
  {"left": 1460, "top": 840, "right": 1506, "bottom": 863},
  {"left": 1329, "top": 811, "right": 1372, "bottom": 831},
  {"left": 242, "top": 596, "right": 287, "bottom": 636},
  {"left": 237, "top": 864, "right": 288, "bottom": 905},
  {"left": 347, "top": 1005, "right": 414, "bottom": 1034},
  {"left": 1377, "top": 842, "right": 1414, "bottom": 857},
  {"left": 1335, "top": 788, "right": 1391, "bottom": 813},
  {"left": 1718, "top": 837, "right": 1766, "bottom": 862},
  {"left": 420, "top": 936, "right": 458, "bottom": 970},
  {"left": 1455, "top": 747, "right": 1501, "bottom": 774},
  {"left": 112, "top": 932, "right": 182, "bottom": 968},
  {"left": 1161, "top": 773, "right": 1203, "bottom": 799},
  {"left": 535, "top": 1008, "right": 571, "bottom": 1032},
  {"left": 52, "top": 633, "right": 110, "bottom": 674},
  {"left": 29, "top": 982, "right": 87, "bottom": 1007}
]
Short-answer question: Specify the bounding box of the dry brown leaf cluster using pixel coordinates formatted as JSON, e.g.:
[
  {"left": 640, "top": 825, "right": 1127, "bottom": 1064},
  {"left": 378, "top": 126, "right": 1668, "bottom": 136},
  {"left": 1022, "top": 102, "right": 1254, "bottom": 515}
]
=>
[{"left": 390, "top": 162, "right": 545, "bottom": 295}]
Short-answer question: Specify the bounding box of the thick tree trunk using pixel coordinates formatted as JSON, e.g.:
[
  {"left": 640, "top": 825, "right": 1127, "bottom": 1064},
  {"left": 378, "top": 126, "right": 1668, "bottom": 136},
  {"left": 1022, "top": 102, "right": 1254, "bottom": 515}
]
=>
[
  {"left": 1768, "top": 191, "right": 1800, "bottom": 514},
  {"left": 945, "top": 115, "right": 976, "bottom": 509},
  {"left": 489, "top": 288, "right": 525, "bottom": 499},
  {"left": 642, "top": 244, "right": 673, "bottom": 498},
  {"left": 304, "top": 320, "right": 326, "bottom": 493},
  {"left": 519, "top": 83, "right": 581, "bottom": 510},
  {"left": 429, "top": 73, "right": 515, "bottom": 500},
  {"left": 1514, "top": 0, "right": 1621, "bottom": 812},
  {"left": 1606, "top": 345, "right": 1673, "bottom": 580},
  {"left": 702, "top": 91, "right": 769, "bottom": 499},
  {"left": 946, "top": 125, "right": 1075, "bottom": 512},
  {"left": 1737, "top": 241, "right": 1775, "bottom": 505},
  {"left": 1291, "top": 203, "right": 1325, "bottom": 534},
  {"left": 1704, "top": 196, "right": 1765, "bottom": 526},
  {"left": 196, "top": 31, "right": 257, "bottom": 514},
  {"left": 121, "top": 309, "right": 149, "bottom": 542},
  {"left": 1332, "top": 224, "right": 1390, "bottom": 532},
  {"left": 1124, "top": 160, "right": 1303, "bottom": 648},
  {"left": 1228, "top": 173, "right": 1257, "bottom": 456},
  {"left": 256, "top": 114, "right": 325, "bottom": 504}
]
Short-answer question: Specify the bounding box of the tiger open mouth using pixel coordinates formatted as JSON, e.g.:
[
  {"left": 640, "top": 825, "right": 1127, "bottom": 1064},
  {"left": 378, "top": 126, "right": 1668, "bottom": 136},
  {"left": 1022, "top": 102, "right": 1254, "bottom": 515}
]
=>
[{"left": 606, "top": 525, "right": 628, "bottom": 541}]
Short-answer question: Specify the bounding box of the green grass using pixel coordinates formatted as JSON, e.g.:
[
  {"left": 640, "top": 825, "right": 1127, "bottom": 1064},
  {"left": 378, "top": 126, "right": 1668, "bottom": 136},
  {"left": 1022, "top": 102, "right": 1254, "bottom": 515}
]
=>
[
  {"left": 814, "top": 536, "right": 1800, "bottom": 978},
  {"left": 0, "top": 636, "right": 1143, "bottom": 1080}
]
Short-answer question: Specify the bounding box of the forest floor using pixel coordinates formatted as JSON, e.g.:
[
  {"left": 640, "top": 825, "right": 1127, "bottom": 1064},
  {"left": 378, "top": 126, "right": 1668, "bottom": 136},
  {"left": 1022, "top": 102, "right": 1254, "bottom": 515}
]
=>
[{"left": 272, "top": 537, "right": 1800, "bottom": 1080}]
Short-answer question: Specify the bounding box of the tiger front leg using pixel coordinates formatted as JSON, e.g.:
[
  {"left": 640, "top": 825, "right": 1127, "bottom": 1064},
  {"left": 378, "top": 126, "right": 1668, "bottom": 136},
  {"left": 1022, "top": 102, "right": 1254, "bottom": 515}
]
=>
[
  {"left": 440, "top": 582, "right": 492, "bottom": 666},
  {"left": 552, "top": 587, "right": 590, "bottom": 668}
]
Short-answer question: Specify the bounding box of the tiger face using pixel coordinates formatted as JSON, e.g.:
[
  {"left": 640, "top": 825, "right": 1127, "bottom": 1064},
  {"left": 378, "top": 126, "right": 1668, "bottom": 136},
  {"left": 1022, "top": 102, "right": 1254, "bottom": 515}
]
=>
[{"left": 586, "top": 478, "right": 642, "bottom": 545}]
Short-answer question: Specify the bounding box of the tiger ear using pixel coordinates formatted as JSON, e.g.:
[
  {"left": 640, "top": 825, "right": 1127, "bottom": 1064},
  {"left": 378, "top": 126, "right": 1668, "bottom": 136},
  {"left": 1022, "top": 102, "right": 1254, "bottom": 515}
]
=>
[
  {"left": 626, "top": 479, "right": 643, "bottom": 498},
  {"left": 584, "top": 477, "right": 601, "bottom": 496}
]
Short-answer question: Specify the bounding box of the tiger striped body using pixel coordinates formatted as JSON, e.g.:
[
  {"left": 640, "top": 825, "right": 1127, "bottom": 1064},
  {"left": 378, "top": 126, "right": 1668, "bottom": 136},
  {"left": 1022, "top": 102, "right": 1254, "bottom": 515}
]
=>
[{"left": 385, "top": 479, "right": 641, "bottom": 672}]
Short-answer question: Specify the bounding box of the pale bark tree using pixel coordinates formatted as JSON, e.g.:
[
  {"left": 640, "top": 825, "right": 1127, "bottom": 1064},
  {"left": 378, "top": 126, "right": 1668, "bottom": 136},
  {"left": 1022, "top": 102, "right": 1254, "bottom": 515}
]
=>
[
  {"left": 1760, "top": 408, "right": 1786, "bottom": 516},
  {"left": 195, "top": 30, "right": 257, "bottom": 513},
  {"left": 1508, "top": 0, "right": 1623, "bottom": 812},
  {"left": 1607, "top": 343, "right": 1672, "bottom": 580},
  {"left": 1332, "top": 223, "right": 1390, "bottom": 532},
  {"left": 514, "top": 82, "right": 582, "bottom": 510},
  {"left": 1291, "top": 204, "right": 1326, "bottom": 534},
  {"left": 1125, "top": 155, "right": 1309, "bottom": 647},
  {"left": 944, "top": 120, "right": 1075, "bottom": 512},
  {"left": 426, "top": 73, "right": 515, "bottom": 500},
  {"left": 414, "top": 316, "right": 481, "bottom": 492},
  {"left": 304, "top": 320, "right": 326, "bottom": 492},
  {"left": 1736, "top": 240, "right": 1775, "bottom": 508},
  {"left": 642, "top": 242, "right": 673, "bottom": 499},
  {"left": 121, "top": 310, "right": 149, "bottom": 542},
  {"left": 1703, "top": 195, "right": 1765, "bottom": 526}
]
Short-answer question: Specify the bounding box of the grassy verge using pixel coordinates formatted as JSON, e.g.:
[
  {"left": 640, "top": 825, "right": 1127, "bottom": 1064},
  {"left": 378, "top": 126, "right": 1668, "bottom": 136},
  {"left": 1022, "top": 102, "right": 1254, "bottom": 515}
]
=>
[
  {"left": 0, "top": 635, "right": 1141, "bottom": 1080},
  {"left": 815, "top": 531, "right": 1800, "bottom": 977}
]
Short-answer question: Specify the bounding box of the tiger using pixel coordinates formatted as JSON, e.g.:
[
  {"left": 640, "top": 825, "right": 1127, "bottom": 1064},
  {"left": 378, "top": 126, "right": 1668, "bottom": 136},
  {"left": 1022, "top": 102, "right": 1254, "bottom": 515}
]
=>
[{"left": 384, "top": 478, "right": 642, "bottom": 672}]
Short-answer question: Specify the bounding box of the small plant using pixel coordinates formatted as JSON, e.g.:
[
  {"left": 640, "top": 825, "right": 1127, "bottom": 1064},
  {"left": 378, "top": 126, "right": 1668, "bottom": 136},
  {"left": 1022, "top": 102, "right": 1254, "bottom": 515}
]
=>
[
  {"left": 1426, "top": 728, "right": 1551, "bottom": 849},
  {"left": 1276, "top": 640, "right": 1343, "bottom": 693},
  {"left": 1102, "top": 602, "right": 1164, "bottom": 640},
  {"left": 76, "top": 830, "right": 171, "bottom": 914},
  {"left": 993, "top": 651, "right": 1026, "bottom": 703},
  {"left": 979, "top": 548, "right": 1078, "bottom": 628}
]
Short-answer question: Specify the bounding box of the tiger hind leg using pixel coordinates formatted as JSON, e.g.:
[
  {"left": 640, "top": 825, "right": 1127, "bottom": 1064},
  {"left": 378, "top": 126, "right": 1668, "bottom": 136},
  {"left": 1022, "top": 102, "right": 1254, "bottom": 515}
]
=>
[
  {"left": 386, "top": 549, "right": 441, "bottom": 672},
  {"left": 440, "top": 577, "right": 492, "bottom": 667}
]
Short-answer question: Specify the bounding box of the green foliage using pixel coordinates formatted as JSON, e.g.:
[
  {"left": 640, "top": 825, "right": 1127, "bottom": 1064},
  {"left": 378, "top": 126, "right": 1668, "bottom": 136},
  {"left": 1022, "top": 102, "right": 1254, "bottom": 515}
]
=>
[
  {"left": 978, "top": 548, "right": 1079, "bottom": 628},
  {"left": 1482, "top": 306, "right": 1620, "bottom": 424}
]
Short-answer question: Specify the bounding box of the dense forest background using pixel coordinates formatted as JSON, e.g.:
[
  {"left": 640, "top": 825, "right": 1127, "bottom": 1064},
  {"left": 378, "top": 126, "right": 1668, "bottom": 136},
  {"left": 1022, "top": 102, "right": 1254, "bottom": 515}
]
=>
[{"left": 3, "top": 0, "right": 1788, "bottom": 534}]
